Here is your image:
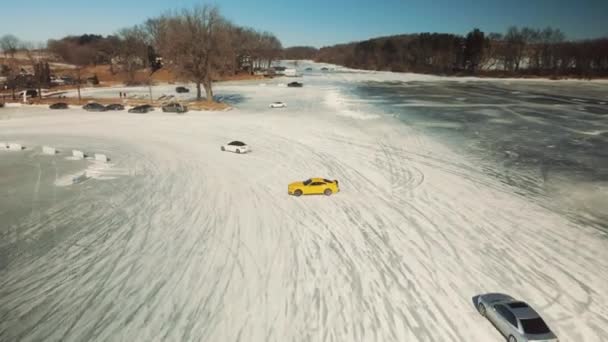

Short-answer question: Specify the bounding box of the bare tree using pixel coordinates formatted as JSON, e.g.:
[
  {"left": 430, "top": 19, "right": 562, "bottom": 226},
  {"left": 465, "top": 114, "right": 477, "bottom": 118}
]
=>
[
  {"left": 48, "top": 39, "right": 96, "bottom": 102},
  {"left": 0, "top": 34, "right": 20, "bottom": 59},
  {"left": 504, "top": 27, "right": 526, "bottom": 71},
  {"left": 481, "top": 33, "right": 504, "bottom": 70},
  {"left": 464, "top": 28, "right": 485, "bottom": 72},
  {"left": 117, "top": 26, "right": 148, "bottom": 84},
  {"left": 150, "top": 5, "right": 223, "bottom": 101},
  {"left": 1, "top": 34, "right": 22, "bottom": 99},
  {"left": 24, "top": 42, "right": 51, "bottom": 99}
]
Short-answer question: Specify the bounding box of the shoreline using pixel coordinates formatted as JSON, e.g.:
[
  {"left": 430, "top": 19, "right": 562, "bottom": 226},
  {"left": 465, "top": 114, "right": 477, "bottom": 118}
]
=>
[{"left": 308, "top": 60, "right": 608, "bottom": 83}]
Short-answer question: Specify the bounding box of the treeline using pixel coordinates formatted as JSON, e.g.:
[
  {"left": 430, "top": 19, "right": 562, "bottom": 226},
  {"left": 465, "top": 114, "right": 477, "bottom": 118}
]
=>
[
  {"left": 282, "top": 46, "right": 318, "bottom": 60},
  {"left": 315, "top": 27, "right": 608, "bottom": 78},
  {"left": 47, "top": 5, "right": 282, "bottom": 99},
  {"left": 0, "top": 34, "right": 54, "bottom": 99},
  {"left": 2, "top": 5, "right": 283, "bottom": 101}
]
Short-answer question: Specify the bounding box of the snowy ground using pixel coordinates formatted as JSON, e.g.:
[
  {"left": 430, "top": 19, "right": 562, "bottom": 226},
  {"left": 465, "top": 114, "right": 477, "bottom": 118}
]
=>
[{"left": 1, "top": 62, "right": 608, "bottom": 341}]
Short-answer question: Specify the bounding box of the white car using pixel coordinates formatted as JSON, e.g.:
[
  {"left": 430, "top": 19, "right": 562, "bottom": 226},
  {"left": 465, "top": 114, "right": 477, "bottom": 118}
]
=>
[
  {"left": 221, "top": 141, "right": 250, "bottom": 154},
  {"left": 269, "top": 102, "right": 286, "bottom": 108},
  {"left": 477, "top": 293, "right": 559, "bottom": 342}
]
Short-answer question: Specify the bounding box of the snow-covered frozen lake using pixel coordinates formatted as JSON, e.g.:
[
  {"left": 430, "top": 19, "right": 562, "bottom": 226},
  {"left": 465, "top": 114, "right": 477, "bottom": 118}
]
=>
[{"left": 1, "top": 61, "right": 608, "bottom": 341}]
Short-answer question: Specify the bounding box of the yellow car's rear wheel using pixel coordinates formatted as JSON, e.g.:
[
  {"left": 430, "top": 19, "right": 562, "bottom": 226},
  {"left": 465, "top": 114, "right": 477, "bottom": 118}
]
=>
[
  {"left": 294, "top": 189, "right": 303, "bottom": 196},
  {"left": 324, "top": 189, "right": 332, "bottom": 196}
]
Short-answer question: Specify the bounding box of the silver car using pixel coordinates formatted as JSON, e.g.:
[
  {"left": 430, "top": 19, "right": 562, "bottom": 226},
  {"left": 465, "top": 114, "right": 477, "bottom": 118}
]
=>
[{"left": 476, "top": 293, "right": 558, "bottom": 342}]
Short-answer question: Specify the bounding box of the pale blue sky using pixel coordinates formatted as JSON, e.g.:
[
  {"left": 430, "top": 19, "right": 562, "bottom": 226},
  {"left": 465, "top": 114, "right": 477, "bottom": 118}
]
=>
[{"left": 1, "top": 0, "right": 607, "bottom": 47}]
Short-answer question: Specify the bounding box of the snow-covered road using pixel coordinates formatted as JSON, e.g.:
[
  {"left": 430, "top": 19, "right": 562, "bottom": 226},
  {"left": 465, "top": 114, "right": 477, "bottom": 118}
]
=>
[{"left": 1, "top": 66, "right": 608, "bottom": 341}]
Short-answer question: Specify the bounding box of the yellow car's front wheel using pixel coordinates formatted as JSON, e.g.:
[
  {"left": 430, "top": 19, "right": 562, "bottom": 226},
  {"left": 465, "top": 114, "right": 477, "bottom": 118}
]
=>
[
  {"left": 294, "top": 189, "right": 303, "bottom": 196},
  {"left": 324, "top": 189, "right": 333, "bottom": 196}
]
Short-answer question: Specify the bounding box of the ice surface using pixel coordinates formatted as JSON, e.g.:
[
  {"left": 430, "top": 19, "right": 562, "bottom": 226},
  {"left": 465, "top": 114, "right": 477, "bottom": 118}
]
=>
[{"left": 1, "top": 62, "right": 608, "bottom": 342}]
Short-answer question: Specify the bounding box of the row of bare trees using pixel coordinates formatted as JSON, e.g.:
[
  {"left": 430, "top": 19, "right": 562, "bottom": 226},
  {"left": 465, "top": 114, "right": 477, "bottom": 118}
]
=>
[
  {"left": 2, "top": 5, "right": 282, "bottom": 102},
  {"left": 141, "top": 6, "right": 282, "bottom": 99},
  {"left": 1, "top": 34, "right": 53, "bottom": 99},
  {"left": 315, "top": 26, "right": 608, "bottom": 77},
  {"left": 43, "top": 7, "right": 281, "bottom": 101},
  {"left": 0, "top": 34, "right": 21, "bottom": 99}
]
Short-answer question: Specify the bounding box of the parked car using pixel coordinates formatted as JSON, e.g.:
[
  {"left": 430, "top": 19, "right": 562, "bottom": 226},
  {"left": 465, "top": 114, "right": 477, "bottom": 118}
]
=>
[
  {"left": 288, "top": 178, "right": 340, "bottom": 197},
  {"left": 128, "top": 105, "right": 152, "bottom": 114},
  {"left": 49, "top": 102, "right": 69, "bottom": 110},
  {"left": 105, "top": 104, "right": 125, "bottom": 111},
  {"left": 269, "top": 102, "right": 286, "bottom": 108},
  {"left": 83, "top": 102, "right": 106, "bottom": 112},
  {"left": 287, "top": 82, "right": 303, "bottom": 87},
  {"left": 321, "top": 67, "right": 329, "bottom": 71},
  {"left": 305, "top": 67, "right": 313, "bottom": 71},
  {"left": 18, "top": 89, "right": 38, "bottom": 98},
  {"left": 162, "top": 102, "right": 188, "bottom": 113},
  {"left": 476, "top": 293, "right": 558, "bottom": 342},
  {"left": 175, "top": 86, "right": 190, "bottom": 93},
  {"left": 221, "top": 141, "right": 249, "bottom": 154}
]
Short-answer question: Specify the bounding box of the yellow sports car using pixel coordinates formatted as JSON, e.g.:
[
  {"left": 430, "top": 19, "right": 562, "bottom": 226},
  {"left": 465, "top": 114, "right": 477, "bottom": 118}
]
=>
[{"left": 288, "top": 178, "right": 340, "bottom": 196}]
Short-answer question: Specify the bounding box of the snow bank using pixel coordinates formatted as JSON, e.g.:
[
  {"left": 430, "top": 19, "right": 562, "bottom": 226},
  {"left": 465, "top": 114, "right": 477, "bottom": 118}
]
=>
[
  {"left": 7, "top": 143, "right": 24, "bottom": 151},
  {"left": 94, "top": 153, "right": 108, "bottom": 163},
  {"left": 72, "top": 150, "right": 85, "bottom": 159},
  {"left": 42, "top": 146, "right": 57, "bottom": 155},
  {"left": 282, "top": 60, "right": 608, "bottom": 84}
]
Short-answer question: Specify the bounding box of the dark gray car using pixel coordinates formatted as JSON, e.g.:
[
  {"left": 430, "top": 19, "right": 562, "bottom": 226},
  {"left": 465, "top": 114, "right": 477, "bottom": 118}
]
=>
[
  {"left": 476, "top": 293, "right": 558, "bottom": 342},
  {"left": 105, "top": 104, "right": 125, "bottom": 111},
  {"left": 83, "top": 102, "right": 106, "bottom": 112},
  {"left": 162, "top": 102, "right": 188, "bottom": 113},
  {"left": 49, "top": 102, "right": 69, "bottom": 109},
  {"left": 128, "top": 105, "right": 152, "bottom": 114}
]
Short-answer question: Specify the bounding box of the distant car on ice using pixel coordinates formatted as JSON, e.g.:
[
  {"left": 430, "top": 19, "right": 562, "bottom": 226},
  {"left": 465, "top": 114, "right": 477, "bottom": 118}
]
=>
[
  {"left": 287, "top": 82, "right": 303, "bottom": 87},
  {"left": 269, "top": 102, "right": 286, "bottom": 108},
  {"left": 305, "top": 67, "right": 313, "bottom": 71},
  {"left": 288, "top": 178, "right": 340, "bottom": 196},
  {"left": 105, "top": 103, "right": 124, "bottom": 111},
  {"left": 128, "top": 105, "right": 152, "bottom": 114},
  {"left": 221, "top": 141, "right": 249, "bottom": 154},
  {"left": 476, "top": 293, "right": 558, "bottom": 342},
  {"left": 162, "top": 102, "right": 188, "bottom": 113},
  {"left": 49, "top": 102, "right": 68, "bottom": 110},
  {"left": 175, "top": 86, "right": 190, "bottom": 93},
  {"left": 83, "top": 102, "right": 106, "bottom": 112}
]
